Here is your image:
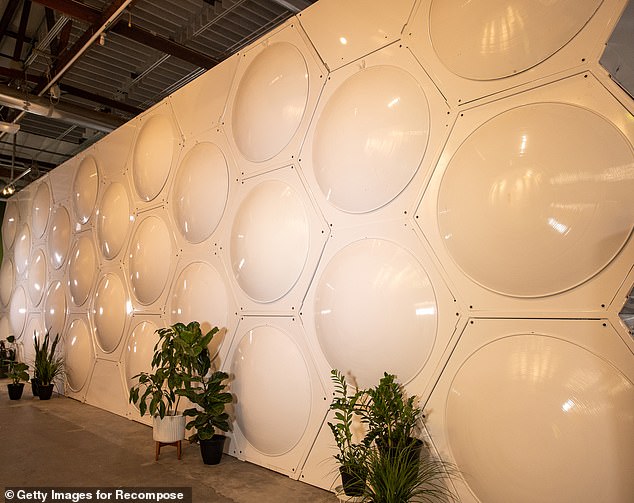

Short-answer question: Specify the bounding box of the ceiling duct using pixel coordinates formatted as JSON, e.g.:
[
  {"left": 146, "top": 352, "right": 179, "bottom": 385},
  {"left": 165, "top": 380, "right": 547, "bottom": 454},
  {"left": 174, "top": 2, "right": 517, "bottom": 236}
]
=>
[{"left": 0, "top": 83, "right": 125, "bottom": 133}]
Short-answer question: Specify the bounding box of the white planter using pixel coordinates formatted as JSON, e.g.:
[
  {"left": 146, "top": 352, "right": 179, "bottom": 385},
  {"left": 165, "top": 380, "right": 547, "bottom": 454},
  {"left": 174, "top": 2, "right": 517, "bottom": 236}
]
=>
[{"left": 152, "top": 414, "right": 186, "bottom": 443}]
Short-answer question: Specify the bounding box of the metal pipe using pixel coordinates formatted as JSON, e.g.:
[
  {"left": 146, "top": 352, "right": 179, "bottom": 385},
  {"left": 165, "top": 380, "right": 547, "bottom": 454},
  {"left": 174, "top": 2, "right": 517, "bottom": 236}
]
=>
[{"left": 0, "top": 83, "right": 125, "bottom": 132}]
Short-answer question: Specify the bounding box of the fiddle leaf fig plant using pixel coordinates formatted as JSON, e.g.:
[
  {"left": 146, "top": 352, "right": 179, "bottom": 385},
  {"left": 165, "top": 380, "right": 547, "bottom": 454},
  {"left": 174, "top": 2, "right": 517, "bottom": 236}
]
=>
[{"left": 129, "top": 321, "right": 216, "bottom": 419}]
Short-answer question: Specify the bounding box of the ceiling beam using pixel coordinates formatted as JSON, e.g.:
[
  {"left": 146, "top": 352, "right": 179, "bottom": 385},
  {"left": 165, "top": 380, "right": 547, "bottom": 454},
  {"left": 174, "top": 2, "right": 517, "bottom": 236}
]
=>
[
  {"left": 13, "top": 0, "right": 32, "bottom": 61},
  {"left": 0, "top": 0, "right": 21, "bottom": 44},
  {"left": 32, "top": 0, "right": 219, "bottom": 68}
]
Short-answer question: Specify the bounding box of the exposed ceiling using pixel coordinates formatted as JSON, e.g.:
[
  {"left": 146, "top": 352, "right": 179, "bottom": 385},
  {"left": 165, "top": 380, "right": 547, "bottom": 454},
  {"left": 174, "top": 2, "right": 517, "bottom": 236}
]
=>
[{"left": 0, "top": 0, "right": 316, "bottom": 194}]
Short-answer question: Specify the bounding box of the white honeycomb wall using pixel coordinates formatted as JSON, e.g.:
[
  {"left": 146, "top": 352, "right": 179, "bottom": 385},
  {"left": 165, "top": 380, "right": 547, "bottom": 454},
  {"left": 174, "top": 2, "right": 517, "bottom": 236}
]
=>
[{"left": 1, "top": 1, "right": 633, "bottom": 501}]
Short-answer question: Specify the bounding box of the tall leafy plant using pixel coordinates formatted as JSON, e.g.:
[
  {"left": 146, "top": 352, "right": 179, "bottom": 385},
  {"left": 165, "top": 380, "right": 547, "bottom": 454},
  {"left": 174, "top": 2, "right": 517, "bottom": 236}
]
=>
[
  {"left": 129, "top": 321, "right": 215, "bottom": 419},
  {"left": 33, "top": 331, "right": 64, "bottom": 386}
]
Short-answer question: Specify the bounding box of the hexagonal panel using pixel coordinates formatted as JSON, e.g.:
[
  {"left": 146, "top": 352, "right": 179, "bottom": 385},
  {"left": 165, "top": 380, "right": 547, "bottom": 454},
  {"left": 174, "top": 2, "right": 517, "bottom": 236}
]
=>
[
  {"left": 0, "top": 258, "right": 14, "bottom": 306},
  {"left": 298, "top": 0, "right": 415, "bottom": 71},
  {"left": 14, "top": 224, "right": 31, "bottom": 275},
  {"left": 27, "top": 248, "right": 46, "bottom": 307},
  {"left": 9, "top": 285, "right": 27, "bottom": 338},
  {"left": 424, "top": 319, "right": 634, "bottom": 503},
  {"left": 96, "top": 181, "right": 132, "bottom": 261},
  {"left": 170, "top": 140, "right": 230, "bottom": 244},
  {"left": 68, "top": 233, "right": 97, "bottom": 307},
  {"left": 127, "top": 211, "right": 175, "bottom": 307},
  {"left": 405, "top": 0, "right": 627, "bottom": 105},
  {"left": 131, "top": 103, "right": 182, "bottom": 203},
  {"left": 92, "top": 269, "right": 130, "bottom": 354},
  {"left": 227, "top": 316, "right": 328, "bottom": 478},
  {"left": 224, "top": 20, "right": 326, "bottom": 176},
  {"left": 2, "top": 201, "right": 19, "bottom": 249},
  {"left": 226, "top": 165, "right": 328, "bottom": 313},
  {"left": 48, "top": 206, "right": 71, "bottom": 270},
  {"left": 66, "top": 316, "right": 95, "bottom": 392},
  {"left": 31, "top": 181, "right": 51, "bottom": 239},
  {"left": 44, "top": 280, "right": 67, "bottom": 338},
  {"left": 72, "top": 155, "right": 99, "bottom": 225},
  {"left": 417, "top": 73, "right": 634, "bottom": 312}
]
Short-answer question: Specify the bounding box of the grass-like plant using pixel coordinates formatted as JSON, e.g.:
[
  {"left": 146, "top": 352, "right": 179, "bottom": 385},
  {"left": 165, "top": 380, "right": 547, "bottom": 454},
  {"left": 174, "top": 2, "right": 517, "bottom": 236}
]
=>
[{"left": 33, "top": 331, "right": 64, "bottom": 386}]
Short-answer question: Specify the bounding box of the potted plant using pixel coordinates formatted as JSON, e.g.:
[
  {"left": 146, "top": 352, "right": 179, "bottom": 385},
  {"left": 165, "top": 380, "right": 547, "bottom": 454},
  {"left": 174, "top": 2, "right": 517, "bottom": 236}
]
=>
[
  {"left": 33, "top": 331, "right": 64, "bottom": 400},
  {"left": 129, "top": 321, "right": 216, "bottom": 455},
  {"left": 0, "top": 336, "right": 17, "bottom": 378},
  {"left": 360, "top": 372, "right": 424, "bottom": 459},
  {"left": 328, "top": 369, "right": 368, "bottom": 496},
  {"left": 6, "top": 360, "right": 29, "bottom": 400},
  {"left": 180, "top": 331, "right": 233, "bottom": 465}
]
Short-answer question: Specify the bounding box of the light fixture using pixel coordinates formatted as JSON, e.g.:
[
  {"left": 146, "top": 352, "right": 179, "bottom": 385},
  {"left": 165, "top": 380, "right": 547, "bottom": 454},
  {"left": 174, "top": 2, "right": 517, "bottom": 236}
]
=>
[
  {"left": 1, "top": 167, "right": 31, "bottom": 197},
  {"left": 0, "top": 121, "right": 20, "bottom": 134},
  {"left": 2, "top": 185, "right": 15, "bottom": 196}
]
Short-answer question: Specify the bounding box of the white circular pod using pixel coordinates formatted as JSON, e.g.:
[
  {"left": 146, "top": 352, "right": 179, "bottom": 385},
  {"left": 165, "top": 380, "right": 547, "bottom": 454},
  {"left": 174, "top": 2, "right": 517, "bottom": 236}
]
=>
[
  {"left": 31, "top": 182, "right": 51, "bottom": 238},
  {"left": 2, "top": 201, "right": 19, "bottom": 248},
  {"left": 132, "top": 114, "right": 178, "bottom": 202},
  {"left": 231, "top": 325, "right": 312, "bottom": 455},
  {"left": 97, "top": 182, "right": 131, "bottom": 260},
  {"left": 72, "top": 156, "right": 99, "bottom": 224},
  {"left": 68, "top": 235, "right": 97, "bottom": 306},
  {"left": 232, "top": 42, "right": 309, "bottom": 162},
  {"left": 125, "top": 320, "right": 159, "bottom": 393},
  {"left": 171, "top": 142, "right": 229, "bottom": 244},
  {"left": 0, "top": 316, "right": 10, "bottom": 340},
  {"left": 9, "top": 285, "right": 27, "bottom": 337},
  {"left": 313, "top": 65, "right": 430, "bottom": 213},
  {"left": 315, "top": 238, "right": 438, "bottom": 388},
  {"left": 14, "top": 224, "right": 31, "bottom": 275},
  {"left": 44, "top": 280, "right": 67, "bottom": 338},
  {"left": 25, "top": 316, "right": 46, "bottom": 348},
  {"left": 0, "top": 258, "right": 14, "bottom": 306},
  {"left": 169, "top": 261, "right": 228, "bottom": 332},
  {"left": 92, "top": 273, "right": 129, "bottom": 353},
  {"left": 429, "top": 0, "right": 602, "bottom": 80},
  {"left": 66, "top": 318, "right": 94, "bottom": 392},
  {"left": 230, "top": 180, "right": 310, "bottom": 303},
  {"left": 438, "top": 102, "right": 634, "bottom": 297},
  {"left": 128, "top": 215, "right": 173, "bottom": 306},
  {"left": 27, "top": 249, "right": 46, "bottom": 306},
  {"left": 48, "top": 206, "right": 71, "bottom": 270},
  {"left": 445, "top": 334, "right": 634, "bottom": 503}
]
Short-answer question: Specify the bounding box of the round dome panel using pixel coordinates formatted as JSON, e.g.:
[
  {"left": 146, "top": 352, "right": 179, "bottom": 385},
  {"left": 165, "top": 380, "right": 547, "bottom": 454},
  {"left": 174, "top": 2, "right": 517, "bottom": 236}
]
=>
[
  {"left": 69, "top": 235, "right": 97, "bottom": 306},
  {"left": 9, "top": 285, "right": 27, "bottom": 337},
  {"left": 93, "top": 273, "right": 128, "bottom": 353},
  {"left": 0, "top": 258, "right": 14, "bottom": 306},
  {"left": 446, "top": 335, "right": 634, "bottom": 503},
  {"left": 48, "top": 206, "right": 71, "bottom": 270},
  {"left": 27, "top": 249, "right": 46, "bottom": 306},
  {"left": 97, "top": 182, "right": 130, "bottom": 260},
  {"left": 429, "top": 0, "right": 602, "bottom": 80},
  {"left": 14, "top": 224, "right": 31, "bottom": 275},
  {"left": 44, "top": 280, "right": 67, "bottom": 338},
  {"left": 73, "top": 156, "right": 99, "bottom": 224},
  {"left": 2, "top": 201, "right": 18, "bottom": 248},
  {"left": 314, "top": 65, "right": 430, "bottom": 213},
  {"left": 232, "top": 42, "right": 309, "bottom": 162},
  {"left": 125, "top": 320, "right": 159, "bottom": 393},
  {"left": 66, "top": 318, "right": 94, "bottom": 392},
  {"left": 31, "top": 182, "right": 51, "bottom": 238},
  {"left": 172, "top": 142, "right": 229, "bottom": 243},
  {"left": 438, "top": 103, "right": 634, "bottom": 297},
  {"left": 25, "top": 317, "right": 45, "bottom": 347},
  {"left": 169, "top": 261, "right": 228, "bottom": 340},
  {"left": 231, "top": 180, "right": 310, "bottom": 303},
  {"left": 0, "top": 316, "right": 10, "bottom": 340},
  {"left": 129, "top": 215, "right": 173, "bottom": 305},
  {"left": 231, "top": 325, "right": 312, "bottom": 455},
  {"left": 315, "top": 239, "right": 437, "bottom": 388},
  {"left": 132, "top": 114, "right": 177, "bottom": 201}
]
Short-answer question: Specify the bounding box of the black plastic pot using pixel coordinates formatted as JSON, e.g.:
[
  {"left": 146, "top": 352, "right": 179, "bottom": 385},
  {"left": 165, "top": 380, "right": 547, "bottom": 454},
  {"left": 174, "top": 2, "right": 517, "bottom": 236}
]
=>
[
  {"left": 38, "top": 383, "right": 54, "bottom": 400},
  {"left": 340, "top": 464, "right": 366, "bottom": 497},
  {"left": 199, "top": 434, "right": 227, "bottom": 465},
  {"left": 31, "top": 378, "right": 40, "bottom": 397},
  {"left": 7, "top": 382, "right": 25, "bottom": 400}
]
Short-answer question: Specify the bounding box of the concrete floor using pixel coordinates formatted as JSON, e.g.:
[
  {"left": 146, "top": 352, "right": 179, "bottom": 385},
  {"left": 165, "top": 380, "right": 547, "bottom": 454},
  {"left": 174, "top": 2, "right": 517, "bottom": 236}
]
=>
[{"left": 0, "top": 380, "right": 339, "bottom": 503}]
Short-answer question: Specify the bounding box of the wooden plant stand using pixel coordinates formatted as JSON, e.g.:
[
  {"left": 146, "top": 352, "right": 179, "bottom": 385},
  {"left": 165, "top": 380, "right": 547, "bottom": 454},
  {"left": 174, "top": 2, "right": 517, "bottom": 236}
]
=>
[{"left": 155, "top": 440, "right": 182, "bottom": 461}]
